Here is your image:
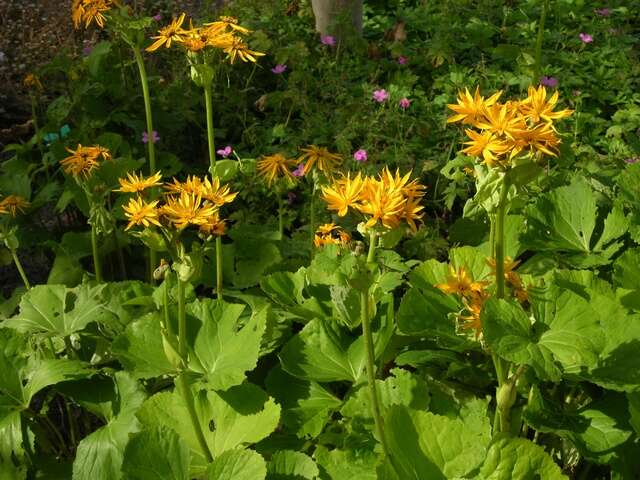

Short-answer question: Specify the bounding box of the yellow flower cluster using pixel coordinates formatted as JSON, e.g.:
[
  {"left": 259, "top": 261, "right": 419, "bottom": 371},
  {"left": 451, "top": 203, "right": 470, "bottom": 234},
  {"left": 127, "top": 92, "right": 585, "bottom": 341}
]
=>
[
  {"left": 435, "top": 257, "right": 528, "bottom": 339},
  {"left": 116, "top": 173, "right": 236, "bottom": 235},
  {"left": 321, "top": 168, "right": 426, "bottom": 231},
  {"left": 146, "top": 14, "right": 264, "bottom": 63},
  {"left": 60, "top": 144, "right": 111, "bottom": 179},
  {"left": 71, "top": 0, "right": 117, "bottom": 29},
  {"left": 447, "top": 86, "right": 573, "bottom": 168},
  {"left": 23, "top": 74, "right": 43, "bottom": 91},
  {"left": 0, "top": 195, "right": 30, "bottom": 218},
  {"left": 314, "top": 223, "right": 350, "bottom": 248}
]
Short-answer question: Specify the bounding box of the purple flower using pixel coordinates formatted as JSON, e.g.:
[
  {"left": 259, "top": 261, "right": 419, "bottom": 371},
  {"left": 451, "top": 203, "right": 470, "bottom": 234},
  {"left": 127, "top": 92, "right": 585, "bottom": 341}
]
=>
[
  {"left": 372, "top": 89, "right": 390, "bottom": 103},
  {"left": 579, "top": 33, "right": 594, "bottom": 43},
  {"left": 153, "top": 14, "right": 162, "bottom": 21},
  {"left": 353, "top": 149, "right": 368, "bottom": 162},
  {"left": 624, "top": 157, "right": 639, "bottom": 165},
  {"left": 399, "top": 97, "right": 411, "bottom": 110},
  {"left": 271, "top": 64, "right": 287, "bottom": 74},
  {"left": 287, "top": 192, "right": 297, "bottom": 204},
  {"left": 82, "top": 40, "right": 93, "bottom": 56},
  {"left": 320, "top": 35, "right": 336, "bottom": 47},
  {"left": 216, "top": 145, "right": 232, "bottom": 158},
  {"left": 540, "top": 76, "right": 558, "bottom": 88},
  {"left": 397, "top": 56, "right": 407, "bottom": 65},
  {"left": 142, "top": 130, "right": 160, "bottom": 144},
  {"left": 595, "top": 8, "right": 611, "bottom": 16},
  {"left": 292, "top": 163, "right": 305, "bottom": 177}
]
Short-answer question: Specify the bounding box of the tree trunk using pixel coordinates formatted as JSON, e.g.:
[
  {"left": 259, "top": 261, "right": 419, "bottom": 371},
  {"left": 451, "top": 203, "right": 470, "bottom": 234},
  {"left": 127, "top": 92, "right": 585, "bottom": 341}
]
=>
[{"left": 311, "top": 0, "right": 363, "bottom": 37}]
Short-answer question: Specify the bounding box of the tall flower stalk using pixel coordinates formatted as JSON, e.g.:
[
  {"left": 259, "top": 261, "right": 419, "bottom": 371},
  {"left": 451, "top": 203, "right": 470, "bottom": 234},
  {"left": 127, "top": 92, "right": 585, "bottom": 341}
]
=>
[
  {"left": 0, "top": 194, "right": 32, "bottom": 289},
  {"left": 533, "top": 0, "right": 550, "bottom": 85}
]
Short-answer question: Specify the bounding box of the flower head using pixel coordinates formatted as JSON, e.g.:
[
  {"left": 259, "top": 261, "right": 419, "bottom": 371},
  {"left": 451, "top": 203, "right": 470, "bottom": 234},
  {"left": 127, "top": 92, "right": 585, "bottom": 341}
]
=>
[
  {"left": 447, "top": 87, "right": 502, "bottom": 126},
  {"left": 217, "top": 146, "right": 233, "bottom": 158},
  {"left": 298, "top": 145, "right": 343, "bottom": 176},
  {"left": 60, "top": 143, "right": 109, "bottom": 179},
  {"left": 0, "top": 195, "right": 30, "bottom": 217},
  {"left": 314, "top": 223, "right": 350, "bottom": 248},
  {"left": 122, "top": 197, "right": 162, "bottom": 231},
  {"left": 399, "top": 97, "right": 411, "bottom": 110},
  {"left": 116, "top": 171, "right": 163, "bottom": 193},
  {"left": 223, "top": 37, "right": 265, "bottom": 64},
  {"left": 292, "top": 163, "right": 306, "bottom": 177},
  {"left": 353, "top": 149, "right": 368, "bottom": 162},
  {"left": 320, "top": 35, "right": 336, "bottom": 46},
  {"left": 142, "top": 130, "right": 160, "bottom": 144},
  {"left": 271, "top": 64, "right": 287, "bottom": 74},
  {"left": 540, "top": 76, "right": 558, "bottom": 88},
  {"left": 153, "top": 13, "right": 162, "bottom": 21},
  {"left": 23, "top": 73, "right": 43, "bottom": 91},
  {"left": 595, "top": 7, "right": 611, "bottom": 16},
  {"left": 146, "top": 13, "right": 188, "bottom": 52},
  {"left": 200, "top": 176, "right": 238, "bottom": 206},
  {"left": 257, "top": 153, "right": 296, "bottom": 186},
  {"left": 199, "top": 212, "right": 227, "bottom": 237},
  {"left": 397, "top": 56, "right": 407, "bottom": 65},
  {"left": 161, "top": 192, "right": 217, "bottom": 230},
  {"left": 579, "top": 32, "right": 593, "bottom": 43},
  {"left": 321, "top": 173, "right": 365, "bottom": 216},
  {"left": 519, "top": 85, "right": 573, "bottom": 123},
  {"left": 624, "top": 157, "right": 640, "bottom": 165},
  {"left": 372, "top": 89, "right": 390, "bottom": 103},
  {"left": 72, "top": 0, "right": 116, "bottom": 30}
]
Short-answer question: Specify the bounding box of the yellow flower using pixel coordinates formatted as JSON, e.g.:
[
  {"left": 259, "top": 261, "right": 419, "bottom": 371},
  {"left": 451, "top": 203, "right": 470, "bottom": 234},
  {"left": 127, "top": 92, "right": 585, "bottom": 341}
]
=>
[
  {"left": 320, "top": 173, "right": 364, "bottom": 216},
  {"left": 474, "top": 102, "right": 526, "bottom": 138},
  {"left": 71, "top": 0, "right": 85, "bottom": 29},
  {"left": 82, "top": 0, "right": 111, "bottom": 28},
  {"left": 257, "top": 153, "right": 296, "bottom": 186},
  {"left": 0, "top": 195, "right": 30, "bottom": 217},
  {"left": 298, "top": 145, "right": 343, "bottom": 176},
  {"left": 199, "top": 212, "right": 227, "bottom": 237},
  {"left": 508, "top": 122, "right": 561, "bottom": 158},
  {"left": 60, "top": 144, "right": 101, "bottom": 179},
  {"left": 460, "top": 129, "right": 509, "bottom": 167},
  {"left": 161, "top": 192, "right": 217, "bottom": 230},
  {"left": 435, "top": 265, "right": 488, "bottom": 301},
  {"left": 146, "top": 13, "right": 188, "bottom": 52},
  {"left": 200, "top": 176, "right": 238, "bottom": 206},
  {"left": 85, "top": 145, "right": 111, "bottom": 161},
  {"left": 164, "top": 175, "right": 203, "bottom": 196},
  {"left": 122, "top": 197, "right": 162, "bottom": 231},
  {"left": 314, "top": 223, "right": 350, "bottom": 247},
  {"left": 208, "top": 16, "right": 251, "bottom": 35},
  {"left": 357, "top": 177, "right": 406, "bottom": 230},
  {"left": 116, "top": 171, "right": 163, "bottom": 193},
  {"left": 458, "top": 299, "right": 484, "bottom": 339},
  {"left": 518, "top": 85, "right": 573, "bottom": 124},
  {"left": 23, "top": 73, "right": 43, "bottom": 91},
  {"left": 223, "top": 37, "right": 265, "bottom": 64},
  {"left": 447, "top": 87, "right": 502, "bottom": 126}
]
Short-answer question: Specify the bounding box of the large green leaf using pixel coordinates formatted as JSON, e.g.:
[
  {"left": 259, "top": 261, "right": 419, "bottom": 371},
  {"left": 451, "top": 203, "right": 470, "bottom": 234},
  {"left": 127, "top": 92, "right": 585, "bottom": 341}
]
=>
[
  {"left": 267, "top": 450, "right": 319, "bottom": 479},
  {"left": 265, "top": 366, "right": 341, "bottom": 439},
  {"left": 2, "top": 283, "right": 115, "bottom": 337},
  {"left": 260, "top": 269, "right": 306, "bottom": 307},
  {"left": 121, "top": 426, "right": 190, "bottom": 480},
  {"left": 522, "top": 179, "right": 628, "bottom": 267},
  {"left": 207, "top": 449, "right": 266, "bottom": 480},
  {"left": 188, "top": 300, "right": 267, "bottom": 390},
  {"left": 313, "top": 446, "right": 378, "bottom": 480},
  {"left": 476, "top": 437, "right": 566, "bottom": 479},
  {"left": 72, "top": 372, "right": 146, "bottom": 480}
]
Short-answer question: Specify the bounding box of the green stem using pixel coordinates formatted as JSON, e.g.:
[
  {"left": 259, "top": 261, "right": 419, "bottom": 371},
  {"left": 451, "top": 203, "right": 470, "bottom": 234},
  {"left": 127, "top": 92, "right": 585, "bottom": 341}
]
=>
[
  {"left": 10, "top": 249, "right": 30, "bottom": 289},
  {"left": 533, "top": 0, "right": 549, "bottom": 84},
  {"left": 309, "top": 185, "right": 316, "bottom": 259},
  {"left": 204, "top": 82, "right": 216, "bottom": 175},
  {"left": 175, "top": 277, "right": 213, "bottom": 462},
  {"left": 132, "top": 47, "right": 158, "bottom": 282},
  {"left": 215, "top": 236, "right": 223, "bottom": 301},
  {"left": 90, "top": 224, "right": 102, "bottom": 283},
  {"left": 278, "top": 195, "right": 284, "bottom": 238},
  {"left": 361, "top": 231, "right": 392, "bottom": 463},
  {"left": 163, "top": 274, "right": 173, "bottom": 337}
]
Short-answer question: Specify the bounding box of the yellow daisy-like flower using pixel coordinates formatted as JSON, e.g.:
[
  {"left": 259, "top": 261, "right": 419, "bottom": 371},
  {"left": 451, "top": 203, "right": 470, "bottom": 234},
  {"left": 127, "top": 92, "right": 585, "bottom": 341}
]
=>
[
  {"left": 257, "top": 153, "right": 296, "bottom": 186},
  {"left": 518, "top": 85, "right": 573, "bottom": 124},
  {"left": 314, "top": 223, "right": 350, "bottom": 248},
  {"left": 60, "top": 144, "right": 102, "bottom": 179},
  {"left": 161, "top": 192, "right": 217, "bottom": 230},
  {"left": 71, "top": 0, "right": 115, "bottom": 30},
  {"left": 508, "top": 121, "right": 561, "bottom": 158},
  {"left": 223, "top": 37, "right": 265, "bottom": 64},
  {"left": 0, "top": 195, "right": 30, "bottom": 217},
  {"left": 199, "top": 212, "right": 227, "bottom": 237},
  {"left": 23, "top": 73, "right": 43, "bottom": 91},
  {"left": 474, "top": 102, "right": 527, "bottom": 138},
  {"left": 200, "top": 177, "right": 238, "bottom": 206},
  {"left": 298, "top": 145, "right": 343, "bottom": 176},
  {"left": 164, "top": 175, "right": 204, "bottom": 196},
  {"left": 320, "top": 173, "right": 364, "bottom": 216},
  {"left": 435, "top": 265, "right": 488, "bottom": 301},
  {"left": 122, "top": 197, "right": 162, "bottom": 231},
  {"left": 447, "top": 87, "right": 503, "bottom": 126},
  {"left": 86, "top": 144, "right": 111, "bottom": 161},
  {"left": 460, "top": 129, "right": 509, "bottom": 167},
  {"left": 116, "top": 171, "right": 163, "bottom": 193},
  {"left": 458, "top": 299, "right": 484, "bottom": 339},
  {"left": 357, "top": 177, "right": 406, "bottom": 230},
  {"left": 146, "top": 13, "right": 188, "bottom": 52},
  {"left": 208, "top": 16, "right": 251, "bottom": 35}
]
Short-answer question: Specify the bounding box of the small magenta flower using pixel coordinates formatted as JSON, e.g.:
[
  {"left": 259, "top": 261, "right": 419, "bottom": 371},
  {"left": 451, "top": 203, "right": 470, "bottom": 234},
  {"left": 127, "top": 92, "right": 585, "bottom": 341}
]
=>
[
  {"left": 320, "top": 35, "right": 336, "bottom": 46},
  {"left": 540, "top": 76, "right": 558, "bottom": 88},
  {"left": 595, "top": 8, "right": 611, "bottom": 16},
  {"left": 399, "top": 98, "right": 411, "bottom": 110},
  {"left": 397, "top": 56, "right": 408, "bottom": 65},
  {"left": 353, "top": 149, "right": 368, "bottom": 162},
  {"left": 142, "top": 130, "right": 160, "bottom": 144},
  {"left": 372, "top": 89, "right": 390, "bottom": 103},
  {"left": 271, "top": 64, "right": 287, "bottom": 74},
  {"left": 292, "top": 163, "right": 305, "bottom": 177},
  {"left": 153, "top": 14, "right": 162, "bottom": 21},
  {"left": 216, "top": 145, "right": 232, "bottom": 158},
  {"left": 624, "top": 157, "right": 639, "bottom": 165},
  {"left": 579, "top": 33, "right": 594, "bottom": 43}
]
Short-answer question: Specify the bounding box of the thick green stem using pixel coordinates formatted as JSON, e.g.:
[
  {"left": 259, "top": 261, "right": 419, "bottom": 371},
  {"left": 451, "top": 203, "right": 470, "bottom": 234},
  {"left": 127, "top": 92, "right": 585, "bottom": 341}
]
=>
[
  {"left": 215, "top": 236, "right": 223, "bottom": 301},
  {"left": 309, "top": 185, "right": 316, "bottom": 259},
  {"left": 132, "top": 47, "right": 158, "bottom": 281},
  {"left": 361, "top": 231, "right": 392, "bottom": 462},
  {"left": 533, "top": 0, "right": 549, "bottom": 84},
  {"left": 163, "top": 275, "right": 173, "bottom": 337},
  {"left": 10, "top": 250, "right": 30, "bottom": 289},
  {"left": 204, "top": 82, "right": 216, "bottom": 175},
  {"left": 175, "top": 278, "right": 213, "bottom": 462},
  {"left": 90, "top": 225, "right": 102, "bottom": 283},
  {"left": 278, "top": 195, "right": 284, "bottom": 238}
]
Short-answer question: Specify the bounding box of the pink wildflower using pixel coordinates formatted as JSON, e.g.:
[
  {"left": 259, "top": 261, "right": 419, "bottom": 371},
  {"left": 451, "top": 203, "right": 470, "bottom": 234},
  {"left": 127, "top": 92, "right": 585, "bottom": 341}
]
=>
[
  {"left": 540, "top": 76, "right": 558, "bottom": 88},
  {"left": 320, "top": 35, "right": 336, "bottom": 46},
  {"left": 271, "top": 64, "right": 287, "bottom": 74},
  {"left": 216, "top": 146, "right": 232, "bottom": 158},
  {"left": 372, "top": 89, "right": 390, "bottom": 103},
  {"left": 579, "top": 33, "right": 593, "bottom": 43},
  {"left": 353, "top": 149, "right": 368, "bottom": 162},
  {"left": 142, "top": 130, "right": 160, "bottom": 144},
  {"left": 595, "top": 8, "right": 611, "bottom": 16},
  {"left": 399, "top": 98, "right": 411, "bottom": 110},
  {"left": 397, "top": 56, "right": 408, "bottom": 65},
  {"left": 292, "top": 163, "right": 305, "bottom": 177}
]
